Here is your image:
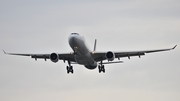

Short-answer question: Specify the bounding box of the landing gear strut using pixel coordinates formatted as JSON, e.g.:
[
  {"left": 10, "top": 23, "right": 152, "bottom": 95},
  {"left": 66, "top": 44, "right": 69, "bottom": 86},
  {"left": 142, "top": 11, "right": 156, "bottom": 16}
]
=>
[
  {"left": 98, "top": 61, "right": 105, "bottom": 73},
  {"left": 66, "top": 60, "right": 73, "bottom": 74}
]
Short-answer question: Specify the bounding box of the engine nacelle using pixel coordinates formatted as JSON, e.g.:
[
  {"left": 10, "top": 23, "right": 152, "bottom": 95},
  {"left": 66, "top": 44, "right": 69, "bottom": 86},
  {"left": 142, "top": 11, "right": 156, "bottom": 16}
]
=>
[
  {"left": 50, "top": 53, "right": 59, "bottom": 63},
  {"left": 105, "top": 51, "right": 115, "bottom": 61}
]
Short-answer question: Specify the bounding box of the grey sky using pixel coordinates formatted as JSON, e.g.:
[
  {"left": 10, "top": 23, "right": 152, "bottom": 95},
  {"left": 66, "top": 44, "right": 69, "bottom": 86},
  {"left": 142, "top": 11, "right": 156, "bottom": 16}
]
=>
[{"left": 0, "top": 0, "right": 180, "bottom": 101}]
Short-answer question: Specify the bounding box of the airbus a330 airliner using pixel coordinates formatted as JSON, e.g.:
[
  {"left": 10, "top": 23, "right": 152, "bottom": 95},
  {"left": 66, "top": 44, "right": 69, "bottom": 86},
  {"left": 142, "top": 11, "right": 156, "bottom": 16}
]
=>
[{"left": 3, "top": 33, "right": 177, "bottom": 74}]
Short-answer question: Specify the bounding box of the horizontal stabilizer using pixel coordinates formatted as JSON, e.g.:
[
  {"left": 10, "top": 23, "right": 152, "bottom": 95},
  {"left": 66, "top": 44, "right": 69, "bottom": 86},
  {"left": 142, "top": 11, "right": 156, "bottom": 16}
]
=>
[
  {"left": 2, "top": 49, "right": 7, "bottom": 54},
  {"left": 102, "top": 61, "right": 123, "bottom": 64}
]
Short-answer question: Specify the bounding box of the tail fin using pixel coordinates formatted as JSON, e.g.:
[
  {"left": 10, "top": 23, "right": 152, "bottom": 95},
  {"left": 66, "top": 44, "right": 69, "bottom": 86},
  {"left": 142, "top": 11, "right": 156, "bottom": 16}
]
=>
[{"left": 93, "top": 39, "right": 97, "bottom": 51}]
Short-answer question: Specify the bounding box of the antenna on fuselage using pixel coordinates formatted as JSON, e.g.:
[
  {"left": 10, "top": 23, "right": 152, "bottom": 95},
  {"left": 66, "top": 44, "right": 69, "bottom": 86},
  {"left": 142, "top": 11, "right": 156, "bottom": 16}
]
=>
[{"left": 93, "top": 39, "right": 97, "bottom": 51}]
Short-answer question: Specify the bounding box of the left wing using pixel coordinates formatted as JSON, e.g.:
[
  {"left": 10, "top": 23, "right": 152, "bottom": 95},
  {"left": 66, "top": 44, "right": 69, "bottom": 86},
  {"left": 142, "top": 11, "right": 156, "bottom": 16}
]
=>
[
  {"left": 92, "top": 45, "right": 177, "bottom": 62},
  {"left": 2, "top": 50, "right": 75, "bottom": 62}
]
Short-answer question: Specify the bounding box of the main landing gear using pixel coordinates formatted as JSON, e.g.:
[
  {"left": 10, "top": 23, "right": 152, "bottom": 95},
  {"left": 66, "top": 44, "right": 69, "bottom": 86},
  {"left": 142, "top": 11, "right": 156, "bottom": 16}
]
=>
[
  {"left": 98, "top": 61, "right": 105, "bottom": 73},
  {"left": 67, "top": 66, "right": 73, "bottom": 74},
  {"left": 66, "top": 60, "right": 73, "bottom": 74}
]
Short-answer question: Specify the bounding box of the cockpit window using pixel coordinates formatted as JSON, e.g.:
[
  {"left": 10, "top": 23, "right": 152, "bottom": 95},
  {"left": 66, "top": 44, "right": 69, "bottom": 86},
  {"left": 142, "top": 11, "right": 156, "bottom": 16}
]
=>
[{"left": 71, "top": 33, "right": 79, "bottom": 35}]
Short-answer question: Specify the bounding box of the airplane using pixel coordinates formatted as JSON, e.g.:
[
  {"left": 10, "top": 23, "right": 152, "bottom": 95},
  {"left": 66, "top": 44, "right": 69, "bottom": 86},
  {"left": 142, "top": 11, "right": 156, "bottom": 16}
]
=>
[{"left": 3, "top": 33, "right": 177, "bottom": 74}]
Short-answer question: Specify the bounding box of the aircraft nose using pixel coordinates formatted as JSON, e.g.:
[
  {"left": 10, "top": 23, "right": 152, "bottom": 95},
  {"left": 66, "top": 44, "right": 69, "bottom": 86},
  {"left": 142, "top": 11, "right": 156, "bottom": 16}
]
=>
[
  {"left": 68, "top": 35, "right": 77, "bottom": 45},
  {"left": 69, "top": 35, "right": 75, "bottom": 42},
  {"left": 68, "top": 33, "right": 82, "bottom": 47}
]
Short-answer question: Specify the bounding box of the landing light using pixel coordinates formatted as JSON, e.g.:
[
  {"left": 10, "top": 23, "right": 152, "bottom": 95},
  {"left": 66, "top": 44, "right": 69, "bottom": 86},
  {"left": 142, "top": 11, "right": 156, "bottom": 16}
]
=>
[
  {"left": 74, "top": 46, "right": 78, "bottom": 49},
  {"left": 91, "top": 52, "right": 95, "bottom": 54}
]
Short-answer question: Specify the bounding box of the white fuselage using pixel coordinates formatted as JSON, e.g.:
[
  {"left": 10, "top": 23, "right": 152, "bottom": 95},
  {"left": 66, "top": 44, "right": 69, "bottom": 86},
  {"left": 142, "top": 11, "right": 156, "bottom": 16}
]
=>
[{"left": 68, "top": 34, "right": 97, "bottom": 69}]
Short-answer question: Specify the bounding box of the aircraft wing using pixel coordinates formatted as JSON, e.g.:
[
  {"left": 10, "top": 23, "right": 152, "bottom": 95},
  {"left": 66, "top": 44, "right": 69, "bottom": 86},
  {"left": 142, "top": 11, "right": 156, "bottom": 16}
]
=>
[
  {"left": 2, "top": 50, "right": 75, "bottom": 62},
  {"left": 92, "top": 45, "right": 177, "bottom": 62}
]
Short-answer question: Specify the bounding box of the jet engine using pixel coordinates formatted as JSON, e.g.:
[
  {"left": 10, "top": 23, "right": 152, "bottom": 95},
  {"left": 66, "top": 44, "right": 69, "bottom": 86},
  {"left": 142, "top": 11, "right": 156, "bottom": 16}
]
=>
[
  {"left": 105, "top": 51, "right": 115, "bottom": 61},
  {"left": 50, "top": 53, "right": 59, "bottom": 63}
]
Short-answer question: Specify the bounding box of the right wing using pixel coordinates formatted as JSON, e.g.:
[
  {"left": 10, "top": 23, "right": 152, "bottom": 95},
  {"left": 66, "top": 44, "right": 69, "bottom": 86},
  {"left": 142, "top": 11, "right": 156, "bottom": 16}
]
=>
[{"left": 92, "top": 45, "right": 177, "bottom": 62}]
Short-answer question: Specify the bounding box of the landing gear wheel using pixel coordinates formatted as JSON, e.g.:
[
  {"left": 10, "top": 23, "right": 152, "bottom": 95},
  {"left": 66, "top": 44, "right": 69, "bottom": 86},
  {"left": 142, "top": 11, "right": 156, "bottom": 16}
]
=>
[
  {"left": 67, "top": 66, "right": 70, "bottom": 74},
  {"left": 98, "top": 65, "right": 105, "bottom": 73},
  {"left": 98, "top": 65, "right": 101, "bottom": 73},
  {"left": 102, "top": 68, "right": 105, "bottom": 73},
  {"left": 71, "top": 69, "right": 74, "bottom": 73},
  {"left": 102, "top": 65, "right": 105, "bottom": 73},
  {"left": 67, "top": 70, "right": 70, "bottom": 74},
  {"left": 66, "top": 66, "right": 74, "bottom": 74}
]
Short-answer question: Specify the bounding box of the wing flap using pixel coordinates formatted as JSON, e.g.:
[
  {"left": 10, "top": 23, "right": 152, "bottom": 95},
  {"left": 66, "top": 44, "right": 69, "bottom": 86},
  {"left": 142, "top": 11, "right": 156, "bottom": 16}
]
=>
[{"left": 115, "top": 52, "right": 145, "bottom": 58}]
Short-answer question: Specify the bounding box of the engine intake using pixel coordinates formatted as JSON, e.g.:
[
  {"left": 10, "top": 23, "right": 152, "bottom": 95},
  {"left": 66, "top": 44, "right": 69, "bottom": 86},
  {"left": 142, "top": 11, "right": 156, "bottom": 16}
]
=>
[
  {"left": 50, "top": 53, "right": 59, "bottom": 63},
  {"left": 105, "top": 51, "right": 115, "bottom": 61}
]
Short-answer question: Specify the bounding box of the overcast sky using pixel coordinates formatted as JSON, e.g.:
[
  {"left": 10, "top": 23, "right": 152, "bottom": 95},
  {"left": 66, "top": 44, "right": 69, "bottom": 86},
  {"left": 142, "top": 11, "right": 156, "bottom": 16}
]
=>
[{"left": 0, "top": 0, "right": 180, "bottom": 101}]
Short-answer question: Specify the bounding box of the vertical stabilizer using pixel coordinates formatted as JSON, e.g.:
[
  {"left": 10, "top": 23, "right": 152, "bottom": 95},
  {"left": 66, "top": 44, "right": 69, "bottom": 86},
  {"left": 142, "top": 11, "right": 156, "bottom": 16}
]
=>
[{"left": 93, "top": 39, "right": 97, "bottom": 51}]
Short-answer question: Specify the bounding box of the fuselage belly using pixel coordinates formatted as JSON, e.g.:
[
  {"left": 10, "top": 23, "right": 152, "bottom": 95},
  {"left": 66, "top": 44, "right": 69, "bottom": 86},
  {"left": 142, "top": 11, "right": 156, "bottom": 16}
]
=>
[{"left": 68, "top": 33, "right": 97, "bottom": 69}]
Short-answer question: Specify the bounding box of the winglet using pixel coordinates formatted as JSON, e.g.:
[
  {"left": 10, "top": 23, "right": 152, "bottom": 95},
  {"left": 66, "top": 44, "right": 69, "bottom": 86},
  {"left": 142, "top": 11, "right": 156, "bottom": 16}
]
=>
[
  {"left": 172, "top": 45, "right": 177, "bottom": 49},
  {"left": 2, "top": 49, "right": 7, "bottom": 54}
]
